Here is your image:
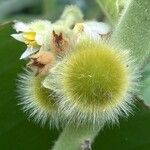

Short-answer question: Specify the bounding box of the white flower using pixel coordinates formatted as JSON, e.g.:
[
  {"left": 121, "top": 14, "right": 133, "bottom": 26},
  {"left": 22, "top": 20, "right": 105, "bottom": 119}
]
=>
[
  {"left": 73, "top": 21, "right": 111, "bottom": 42},
  {"left": 11, "top": 20, "right": 52, "bottom": 59}
]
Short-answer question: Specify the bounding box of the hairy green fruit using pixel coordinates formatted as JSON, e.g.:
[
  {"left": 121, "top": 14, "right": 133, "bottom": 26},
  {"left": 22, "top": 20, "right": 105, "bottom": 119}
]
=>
[
  {"left": 17, "top": 70, "right": 60, "bottom": 127},
  {"left": 43, "top": 40, "right": 139, "bottom": 126},
  {"left": 63, "top": 44, "right": 128, "bottom": 107}
]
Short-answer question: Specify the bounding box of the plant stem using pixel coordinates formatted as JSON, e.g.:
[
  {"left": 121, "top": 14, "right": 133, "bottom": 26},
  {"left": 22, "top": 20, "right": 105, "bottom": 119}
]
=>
[
  {"left": 52, "top": 124, "right": 103, "bottom": 150},
  {"left": 111, "top": 0, "right": 150, "bottom": 65}
]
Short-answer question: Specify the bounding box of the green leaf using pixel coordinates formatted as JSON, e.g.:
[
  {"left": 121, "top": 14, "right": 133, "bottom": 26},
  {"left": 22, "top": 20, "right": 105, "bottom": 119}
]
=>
[
  {"left": 139, "top": 62, "right": 150, "bottom": 107},
  {"left": 96, "top": 0, "right": 125, "bottom": 24},
  {"left": 94, "top": 107, "right": 150, "bottom": 150}
]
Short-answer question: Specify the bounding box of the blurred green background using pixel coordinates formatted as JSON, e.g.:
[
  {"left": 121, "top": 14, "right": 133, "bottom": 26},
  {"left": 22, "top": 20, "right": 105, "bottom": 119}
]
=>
[{"left": 0, "top": 0, "right": 150, "bottom": 149}]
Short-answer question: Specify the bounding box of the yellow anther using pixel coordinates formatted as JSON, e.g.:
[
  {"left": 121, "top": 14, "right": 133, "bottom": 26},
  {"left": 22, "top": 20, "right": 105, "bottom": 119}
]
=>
[
  {"left": 23, "top": 32, "right": 36, "bottom": 41},
  {"left": 73, "top": 23, "right": 84, "bottom": 33},
  {"left": 23, "top": 32, "right": 37, "bottom": 46}
]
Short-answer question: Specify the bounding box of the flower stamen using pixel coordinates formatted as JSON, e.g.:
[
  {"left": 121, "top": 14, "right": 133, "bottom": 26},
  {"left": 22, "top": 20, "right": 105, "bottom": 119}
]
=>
[
  {"left": 23, "top": 32, "right": 37, "bottom": 47},
  {"left": 52, "top": 30, "right": 69, "bottom": 54}
]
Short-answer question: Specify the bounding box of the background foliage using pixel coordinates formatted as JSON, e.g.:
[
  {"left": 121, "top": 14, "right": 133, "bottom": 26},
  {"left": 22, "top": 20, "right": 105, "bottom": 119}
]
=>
[{"left": 0, "top": 0, "right": 150, "bottom": 149}]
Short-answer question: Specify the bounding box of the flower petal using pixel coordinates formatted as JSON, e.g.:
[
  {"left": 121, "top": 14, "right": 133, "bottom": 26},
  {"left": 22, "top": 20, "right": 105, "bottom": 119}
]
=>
[
  {"left": 11, "top": 33, "right": 25, "bottom": 42},
  {"left": 35, "top": 34, "right": 44, "bottom": 46},
  {"left": 84, "top": 21, "right": 111, "bottom": 35},
  {"left": 13, "top": 22, "right": 30, "bottom": 32},
  {"left": 20, "top": 47, "right": 39, "bottom": 59},
  {"left": 29, "top": 20, "right": 52, "bottom": 33},
  {"left": 74, "top": 21, "right": 111, "bottom": 42}
]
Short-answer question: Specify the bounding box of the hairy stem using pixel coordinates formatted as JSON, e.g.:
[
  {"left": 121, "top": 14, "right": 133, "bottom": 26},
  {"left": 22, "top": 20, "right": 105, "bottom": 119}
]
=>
[
  {"left": 111, "top": 0, "right": 150, "bottom": 65},
  {"left": 52, "top": 124, "right": 103, "bottom": 150}
]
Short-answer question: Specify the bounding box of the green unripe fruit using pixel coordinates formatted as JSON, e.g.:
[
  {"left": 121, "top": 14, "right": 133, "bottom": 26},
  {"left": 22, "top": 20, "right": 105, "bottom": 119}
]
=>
[
  {"left": 62, "top": 44, "right": 128, "bottom": 108},
  {"left": 44, "top": 39, "right": 139, "bottom": 126},
  {"left": 18, "top": 70, "right": 60, "bottom": 127}
]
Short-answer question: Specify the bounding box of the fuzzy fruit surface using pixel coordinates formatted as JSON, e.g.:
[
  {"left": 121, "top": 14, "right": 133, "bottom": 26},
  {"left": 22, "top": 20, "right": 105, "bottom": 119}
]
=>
[
  {"left": 62, "top": 42, "right": 129, "bottom": 108},
  {"left": 32, "top": 76, "right": 57, "bottom": 111}
]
